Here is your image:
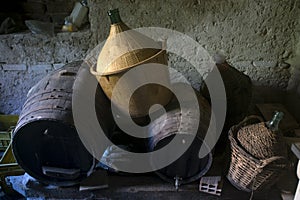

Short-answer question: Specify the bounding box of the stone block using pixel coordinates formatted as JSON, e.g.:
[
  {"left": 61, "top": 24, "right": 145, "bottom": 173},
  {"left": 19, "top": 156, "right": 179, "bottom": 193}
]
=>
[
  {"left": 252, "top": 61, "right": 278, "bottom": 68},
  {"left": 233, "top": 61, "right": 252, "bottom": 69},
  {"left": 53, "top": 63, "right": 65, "bottom": 69},
  {"left": 2, "top": 64, "right": 27, "bottom": 71},
  {"left": 29, "top": 64, "right": 52, "bottom": 72}
]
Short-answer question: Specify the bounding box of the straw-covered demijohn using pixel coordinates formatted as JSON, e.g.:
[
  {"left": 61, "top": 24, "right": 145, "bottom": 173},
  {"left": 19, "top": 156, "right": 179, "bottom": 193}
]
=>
[{"left": 91, "top": 9, "right": 173, "bottom": 118}]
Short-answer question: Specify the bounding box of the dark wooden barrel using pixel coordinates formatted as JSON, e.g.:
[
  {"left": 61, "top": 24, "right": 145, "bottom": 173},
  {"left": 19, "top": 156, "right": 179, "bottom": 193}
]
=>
[
  {"left": 12, "top": 61, "right": 114, "bottom": 186},
  {"left": 148, "top": 83, "right": 213, "bottom": 185}
]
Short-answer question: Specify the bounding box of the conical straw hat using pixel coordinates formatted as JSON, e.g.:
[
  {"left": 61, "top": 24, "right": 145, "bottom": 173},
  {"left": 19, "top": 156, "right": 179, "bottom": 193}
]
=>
[{"left": 95, "top": 22, "right": 165, "bottom": 76}]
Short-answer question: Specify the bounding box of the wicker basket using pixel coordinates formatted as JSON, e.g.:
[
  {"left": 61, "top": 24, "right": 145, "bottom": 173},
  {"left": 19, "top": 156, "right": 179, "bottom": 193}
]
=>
[{"left": 227, "top": 115, "right": 287, "bottom": 192}]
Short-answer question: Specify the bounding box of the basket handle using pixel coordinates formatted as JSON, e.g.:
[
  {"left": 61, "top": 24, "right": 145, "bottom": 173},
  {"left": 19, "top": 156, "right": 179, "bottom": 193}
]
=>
[
  {"left": 235, "top": 115, "right": 264, "bottom": 130},
  {"left": 259, "top": 156, "right": 286, "bottom": 168}
]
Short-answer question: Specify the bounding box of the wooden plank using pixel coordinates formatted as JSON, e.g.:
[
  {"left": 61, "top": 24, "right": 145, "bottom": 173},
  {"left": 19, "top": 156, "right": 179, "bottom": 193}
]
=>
[{"left": 256, "top": 103, "right": 299, "bottom": 133}]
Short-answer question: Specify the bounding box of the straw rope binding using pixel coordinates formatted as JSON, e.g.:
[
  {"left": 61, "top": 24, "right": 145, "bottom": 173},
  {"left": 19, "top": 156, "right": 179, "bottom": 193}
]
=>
[{"left": 90, "top": 48, "right": 167, "bottom": 76}]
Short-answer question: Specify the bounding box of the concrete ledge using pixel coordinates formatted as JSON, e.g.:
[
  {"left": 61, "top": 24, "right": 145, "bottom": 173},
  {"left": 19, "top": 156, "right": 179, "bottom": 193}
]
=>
[{"left": 2, "top": 64, "right": 27, "bottom": 71}]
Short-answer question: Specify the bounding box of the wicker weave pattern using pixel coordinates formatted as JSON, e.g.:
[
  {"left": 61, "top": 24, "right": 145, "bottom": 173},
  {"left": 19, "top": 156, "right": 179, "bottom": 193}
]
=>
[
  {"left": 95, "top": 21, "right": 165, "bottom": 76},
  {"left": 237, "top": 122, "right": 282, "bottom": 159},
  {"left": 227, "top": 116, "right": 287, "bottom": 192}
]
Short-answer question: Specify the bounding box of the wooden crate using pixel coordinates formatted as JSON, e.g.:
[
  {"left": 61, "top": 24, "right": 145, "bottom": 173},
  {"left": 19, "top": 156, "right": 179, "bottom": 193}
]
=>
[
  {"left": 0, "top": 132, "right": 10, "bottom": 151},
  {"left": 0, "top": 115, "right": 18, "bottom": 131},
  {"left": 0, "top": 115, "right": 18, "bottom": 151}
]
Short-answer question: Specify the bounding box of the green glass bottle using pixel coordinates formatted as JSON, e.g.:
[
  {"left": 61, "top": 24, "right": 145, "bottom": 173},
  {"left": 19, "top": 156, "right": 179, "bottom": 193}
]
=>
[
  {"left": 108, "top": 9, "right": 122, "bottom": 24},
  {"left": 266, "top": 111, "right": 284, "bottom": 132}
]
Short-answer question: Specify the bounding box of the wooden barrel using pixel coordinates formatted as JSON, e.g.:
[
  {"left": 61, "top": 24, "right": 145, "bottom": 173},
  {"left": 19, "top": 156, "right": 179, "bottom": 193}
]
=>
[
  {"left": 12, "top": 61, "right": 114, "bottom": 186},
  {"left": 148, "top": 84, "right": 213, "bottom": 185}
]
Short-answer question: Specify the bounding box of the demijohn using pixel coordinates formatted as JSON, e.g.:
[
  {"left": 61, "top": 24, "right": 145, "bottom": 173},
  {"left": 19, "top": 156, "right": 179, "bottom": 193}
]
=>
[{"left": 90, "top": 8, "right": 173, "bottom": 118}]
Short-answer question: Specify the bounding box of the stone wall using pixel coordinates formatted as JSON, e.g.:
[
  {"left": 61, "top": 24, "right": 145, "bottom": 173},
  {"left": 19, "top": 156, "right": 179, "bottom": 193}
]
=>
[
  {"left": 0, "top": 30, "right": 94, "bottom": 114},
  {"left": 0, "top": 0, "right": 300, "bottom": 114},
  {"left": 287, "top": 16, "right": 300, "bottom": 95},
  {"left": 89, "top": 0, "right": 300, "bottom": 89}
]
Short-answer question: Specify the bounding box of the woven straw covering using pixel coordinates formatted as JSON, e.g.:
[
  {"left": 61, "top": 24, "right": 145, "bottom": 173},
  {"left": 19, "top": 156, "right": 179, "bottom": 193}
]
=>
[
  {"left": 227, "top": 116, "right": 287, "bottom": 192},
  {"left": 237, "top": 122, "right": 284, "bottom": 159},
  {"left": 94, "top": 21, "right": 165, "bottom": 76}
]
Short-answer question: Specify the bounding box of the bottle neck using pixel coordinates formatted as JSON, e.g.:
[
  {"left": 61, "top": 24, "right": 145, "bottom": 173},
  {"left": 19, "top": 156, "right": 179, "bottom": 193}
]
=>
[
  {"left": 266, "top": 111, "right": 284, "bottom": 132},
  {"left": 108, "top": 9, "right": 122, "bottom": 24},
  {"left": 81, "top": 0, "right": 87, "bottom": 6}
]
